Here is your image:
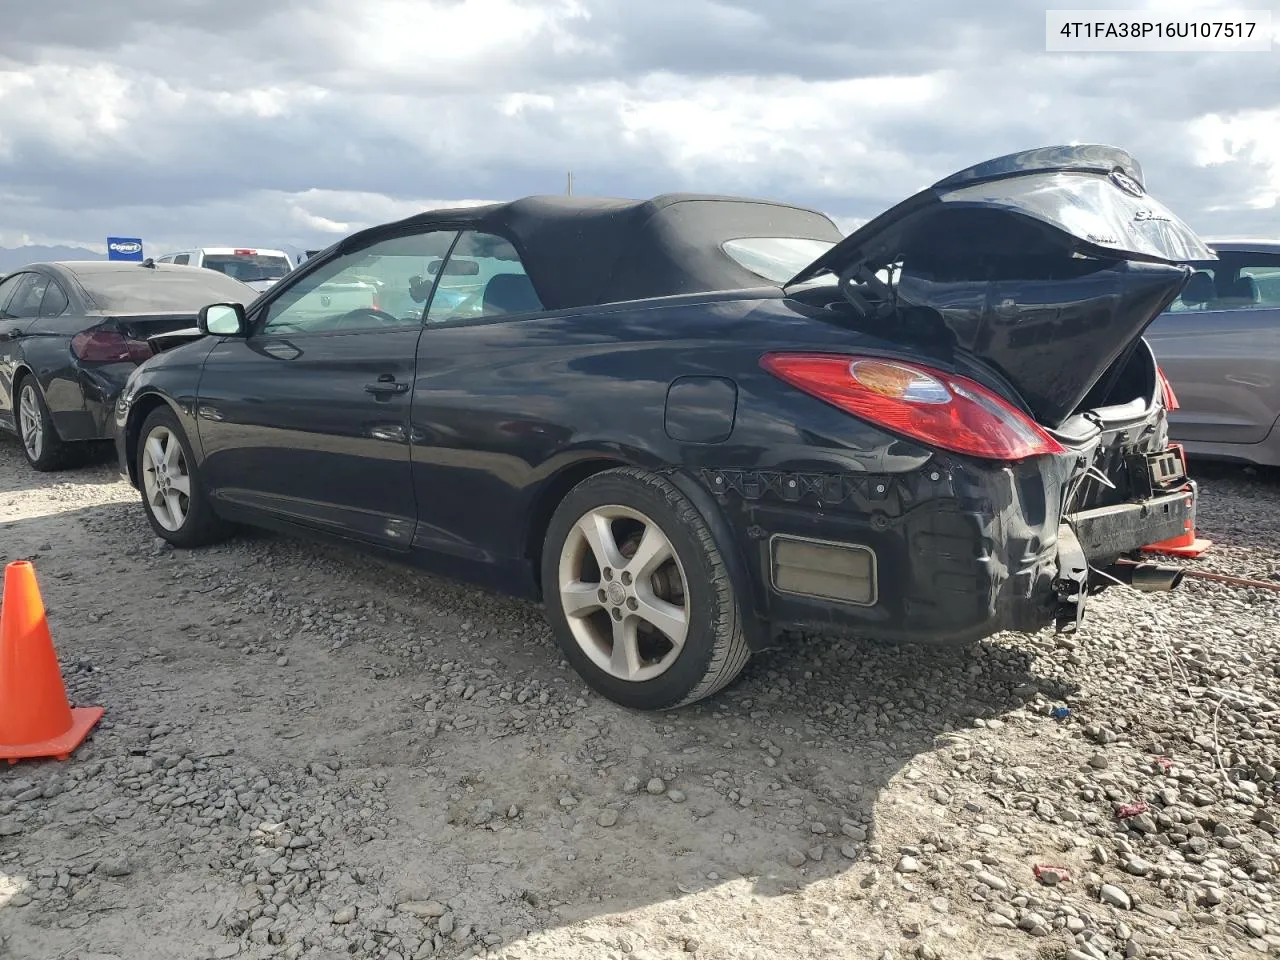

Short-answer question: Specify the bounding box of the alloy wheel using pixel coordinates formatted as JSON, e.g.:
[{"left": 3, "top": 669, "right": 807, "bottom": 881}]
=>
[
  {"left": 141, "top": 426, "right": 192, "bottom": 532},
  {"left": 556, "top": 504, "right": 690, "bottom": 682},
  {"left": 18, "top": 383, "right": 42, "bottom": 461}
]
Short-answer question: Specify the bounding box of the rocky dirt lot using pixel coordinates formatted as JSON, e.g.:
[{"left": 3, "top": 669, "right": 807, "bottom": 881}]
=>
[{"left": 0, "top": 436, "right": 1278, "bottom": 960}]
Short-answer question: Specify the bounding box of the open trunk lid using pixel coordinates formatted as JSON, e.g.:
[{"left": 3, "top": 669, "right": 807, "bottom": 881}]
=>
[
  {"left": 788, "top": 145, "right": 1215, "bottom": 428},
  {"left": 109, "top": 313, "right": 205, "bottom": 355}
]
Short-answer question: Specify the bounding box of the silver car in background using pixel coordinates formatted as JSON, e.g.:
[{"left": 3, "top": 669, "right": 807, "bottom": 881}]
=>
[{"left": 1146, "top": 240, "right": 1280, "bottom": 467}]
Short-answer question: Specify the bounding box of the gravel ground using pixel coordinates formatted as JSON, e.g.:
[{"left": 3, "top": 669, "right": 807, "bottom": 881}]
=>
[{"left": 0, "top": 435, "right": 1278, "bottom": 960}]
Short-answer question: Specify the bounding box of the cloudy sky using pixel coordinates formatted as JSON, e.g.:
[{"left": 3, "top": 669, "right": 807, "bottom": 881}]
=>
[{"left": 0, "top": 0, "right": 1277, "bottom": 256}]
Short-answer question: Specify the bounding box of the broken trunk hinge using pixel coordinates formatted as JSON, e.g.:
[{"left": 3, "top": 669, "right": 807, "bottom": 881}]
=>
[{"left": 837, "top": 261, "right": 896, "bottom": 318}]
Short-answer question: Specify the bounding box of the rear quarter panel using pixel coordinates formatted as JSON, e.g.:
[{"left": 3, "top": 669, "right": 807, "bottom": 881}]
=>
[{"left": 407, "top": 294, "right": 933, "bottom": 574}]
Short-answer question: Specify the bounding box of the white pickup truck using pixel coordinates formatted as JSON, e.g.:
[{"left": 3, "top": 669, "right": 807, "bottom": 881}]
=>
[{"left": 153, "top": 247, "right": 294, "bottom": 293}]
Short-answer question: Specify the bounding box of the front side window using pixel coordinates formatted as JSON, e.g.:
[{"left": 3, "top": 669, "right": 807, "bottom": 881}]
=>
[
  {"left": 722, "top": 237, "right": 836, "bottom": 284},
  {"left": 1238, "top": 258, "right": 1280, "bottom": 307},
  {"left": 426, "top": 231, "right": 543, "bottom": 323},
  {"left": 0, "top": 273, "right": 28, "bottom": 315},
  {"left": 1168, "top": 253, "right": 1280, "bottom": 312},
  {"left": 6, "top": 273, "right": 51, "bottom": 319},
  {"left": 261, "top": 231, "right": 457, "bottom": 336},
  {"left": 173, "top": 254, "right": 190, "bottom": 266}
]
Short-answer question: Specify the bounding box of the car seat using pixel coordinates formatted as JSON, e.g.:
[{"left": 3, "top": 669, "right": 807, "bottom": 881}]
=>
[
  {"left": 482, "top": 274, "right": 542, "bottom": 315},
  {"left": 1227, "top": 275, "right": 1260, "bottom": 304},
  {"left": 1179, "top": 270, "right": 1214, "bottom": 308}
]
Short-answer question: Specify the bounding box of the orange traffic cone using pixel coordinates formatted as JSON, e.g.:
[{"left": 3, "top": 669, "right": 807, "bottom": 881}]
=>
[
  {"left": 1141, "top": 518, "right": 1213, "bottom": 558},
  {"left": 0, "top": 560, "right": 103, "bottom": 763},
  {"left": 1141, "top": 448, "right": 1212, "bottom": 559}
]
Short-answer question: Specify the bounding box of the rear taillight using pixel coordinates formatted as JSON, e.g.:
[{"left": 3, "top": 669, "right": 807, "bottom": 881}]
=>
[
  {"left": 71, "top": 329, "right": 153, "bottom": 365},
  {"left": 1156, "top": 367, "right": 1179, "bottom": 411},
  {"left": 761, "top": 353, "right": 1066, "bottom": 461}
]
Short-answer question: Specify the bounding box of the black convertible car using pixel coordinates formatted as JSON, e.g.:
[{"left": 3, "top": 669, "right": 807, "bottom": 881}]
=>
[
  {"left": 0, "top": 261, "right": 254, "bottom": 470},
  {"left": 114, "top": 145, "right": 1210, "bottom": 710}
]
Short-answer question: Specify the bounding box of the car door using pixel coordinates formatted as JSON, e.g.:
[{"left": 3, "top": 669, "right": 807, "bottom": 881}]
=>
[
  {"left": 1147, "top": 252, "right": 1280, "bottom": 444},
  {"left": 409, "top": 229, "right": 549, "bottom": 567},
  {"left": 0, "top": 272, "right": 33, "bottom": 430},
  {"left": 196, "top": 227, "right": 459, "bottom": 549}
]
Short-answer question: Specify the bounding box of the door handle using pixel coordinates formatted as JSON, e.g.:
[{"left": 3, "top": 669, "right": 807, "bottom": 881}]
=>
[{"left": 365, "top": 378, "right": 409, "bottom": 396}]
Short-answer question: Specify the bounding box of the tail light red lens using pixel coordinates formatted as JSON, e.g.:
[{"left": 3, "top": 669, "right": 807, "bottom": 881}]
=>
[
  {"left": 761, "top": 353, "right": 1066, "bottom": 461},
  {"left": 71, "top": 330, "right": 153, "bottom": 365},
  {"left": 1156, "top": 366, "right": 1179, "bottom": 411}
]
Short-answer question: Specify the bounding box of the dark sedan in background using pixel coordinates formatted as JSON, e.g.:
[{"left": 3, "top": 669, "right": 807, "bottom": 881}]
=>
[
  {"left": 115, "top": 145, "right": 1208, "bottom": 710},
  {"left": 1146, "top": 240, "right": 1280, "bottom": 467},
  {"left": 0, "top": 261, "right": 253, "bottom": 471}
]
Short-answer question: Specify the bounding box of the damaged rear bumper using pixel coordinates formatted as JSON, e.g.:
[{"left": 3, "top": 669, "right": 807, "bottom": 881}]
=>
[
  {"left": 1053, "top": 484, "right": 1196, "bottom": 633},
  {"left": 702, "top": 455, "right": 1198, "bottom": 648}
]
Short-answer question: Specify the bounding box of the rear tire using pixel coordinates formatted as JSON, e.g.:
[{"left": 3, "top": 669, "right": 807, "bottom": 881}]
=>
[
  {"left": 15, "top": 375, "right": 83, "bottom": 472},
  {"left": 540, "top": 467, "right": 751, "bottom": 710},
  {"left": 136, "top": 406, "right": 228, "bottom": 547}
]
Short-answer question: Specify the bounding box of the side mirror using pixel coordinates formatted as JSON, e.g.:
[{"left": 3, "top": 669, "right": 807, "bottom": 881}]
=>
[{"left": 199, "top": 302, "right": 247, "bottom": 337}]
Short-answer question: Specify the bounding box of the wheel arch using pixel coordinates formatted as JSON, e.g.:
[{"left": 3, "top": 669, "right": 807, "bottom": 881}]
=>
[
  {"left": 123, "top": 392, "right": 183, "bottom": 485},
  {"left": 523, "top": 455, "right": 631, "bottom": 594}
]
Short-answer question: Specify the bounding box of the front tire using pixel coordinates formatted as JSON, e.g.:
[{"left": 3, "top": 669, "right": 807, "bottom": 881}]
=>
[
  {"left": 136, "top": 406, "right": 228, "bottom": 547},
  {"left": 540, "top": 467, "right": 751, "bottom": 710},
  {"left": 15, "top": 376, "right": 81, "bottom": 472}
]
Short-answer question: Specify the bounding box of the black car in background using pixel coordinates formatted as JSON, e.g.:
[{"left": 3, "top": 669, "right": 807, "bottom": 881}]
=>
[
  {"left": 115, "top": 145, "right": 1209, "bottom": 710},
  {"left": 0, "top": 261, "right": 253, "bottom": 470}
]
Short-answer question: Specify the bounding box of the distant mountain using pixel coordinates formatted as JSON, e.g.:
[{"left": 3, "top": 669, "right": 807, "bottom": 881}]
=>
[{"left": 0, "top": 245, "right": 104, "bottom": 273}]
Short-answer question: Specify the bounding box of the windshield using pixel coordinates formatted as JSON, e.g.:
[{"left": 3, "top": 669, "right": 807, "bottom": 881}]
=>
[
  {"left": 722, "top": 237, "right": 836, "bottom": 283},
  {"left": 75, "top": 265, "right": 254, "bottom": 312},
  {"left": 203, "top": 254, "right": 290, "bottom": 283}
]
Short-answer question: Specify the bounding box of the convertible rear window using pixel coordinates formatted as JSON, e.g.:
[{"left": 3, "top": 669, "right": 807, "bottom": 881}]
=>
[
  {"left": 722, "top": 237, "right": 837, "bottom": 283},
  {"left": 73, "top": 266, "right": 254, "bottom": 312}
]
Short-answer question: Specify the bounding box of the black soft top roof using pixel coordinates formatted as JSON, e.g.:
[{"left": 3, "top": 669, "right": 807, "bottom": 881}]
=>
[{"left": 338, "top": 193, "right": 842, "bottom": 310}]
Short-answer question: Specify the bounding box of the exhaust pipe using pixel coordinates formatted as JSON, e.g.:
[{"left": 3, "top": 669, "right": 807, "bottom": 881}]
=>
[
  {"left": 1099, "top": 561, "right": 1185, "bottom": 593},
  {"left": 1128, "top": 562, "right": 1185, "bottom": 592}
]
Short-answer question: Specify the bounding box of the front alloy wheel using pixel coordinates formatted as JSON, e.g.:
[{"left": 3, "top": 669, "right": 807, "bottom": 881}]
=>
[
  {"left": 140, "top": 425, "right": 192, "bottom": 532},
  {"left": 136, "top": 406, "right": 228, "bottom": 547}
]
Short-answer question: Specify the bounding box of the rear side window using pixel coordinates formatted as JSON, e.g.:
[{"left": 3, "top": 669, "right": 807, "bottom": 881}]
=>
[
  {"left": 425, "top": 231, "right": 543, "bottom": 323},
  {"left": 39, "top": 280, "right": 69, "bottom": 317},
  {"left": 74, "top": 266, "right": 254, "bottom": 312},
  {"left": 722, "top": 237, "right": 837, "bottom": 283},
  {"left": 173, "top": 254, "right": 190, "bottom": 265},
  {"left": 0, "top": 273, "right": 27, "bottom": 314}
]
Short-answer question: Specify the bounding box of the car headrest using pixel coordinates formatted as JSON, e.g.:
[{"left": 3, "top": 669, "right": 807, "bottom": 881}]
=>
[
  {"left": 1229, "top": 275, "right": 1259, "bottom": 302},
  {"left": 1180, "top": 270, "right": 1215, "bottom": 305},
  {"left": 483, "top": 273, "right": 541, "bottom": 314}
]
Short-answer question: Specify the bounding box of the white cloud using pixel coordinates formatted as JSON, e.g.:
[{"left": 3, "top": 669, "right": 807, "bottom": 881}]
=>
[
  {"left": 1190, "top": 108, "right": 1280, "bottom": 209},
  {"left": 0, "top": 0, "right": 1275, "bottom": 251}
]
